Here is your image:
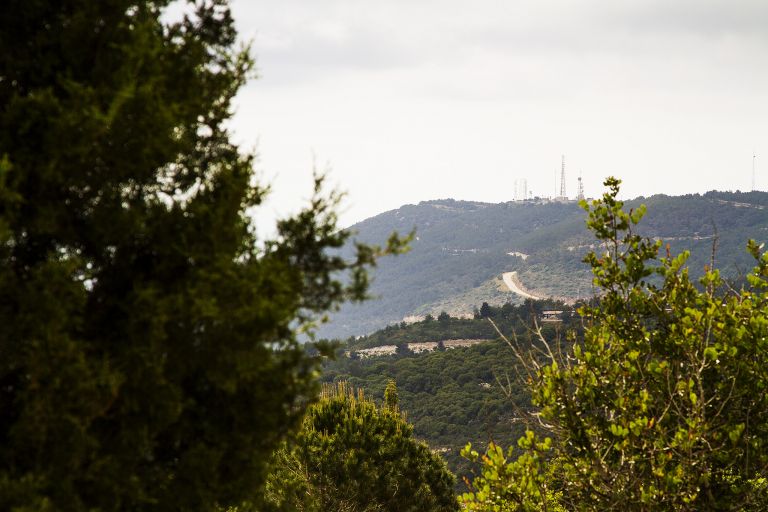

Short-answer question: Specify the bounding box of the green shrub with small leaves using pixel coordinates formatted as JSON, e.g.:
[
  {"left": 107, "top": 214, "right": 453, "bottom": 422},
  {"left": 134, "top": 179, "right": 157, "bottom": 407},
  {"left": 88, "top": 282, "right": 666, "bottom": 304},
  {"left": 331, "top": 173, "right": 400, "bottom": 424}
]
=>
[{"left": 462, "top": 177, "right": 768, "bottom": 511}]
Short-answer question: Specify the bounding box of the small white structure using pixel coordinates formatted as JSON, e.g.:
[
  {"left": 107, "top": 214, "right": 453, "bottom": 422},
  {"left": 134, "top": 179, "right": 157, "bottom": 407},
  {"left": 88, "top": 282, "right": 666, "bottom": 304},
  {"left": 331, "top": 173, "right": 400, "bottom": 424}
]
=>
[{"left": 540, "top": 310, "right": 564, "bottom": 322}]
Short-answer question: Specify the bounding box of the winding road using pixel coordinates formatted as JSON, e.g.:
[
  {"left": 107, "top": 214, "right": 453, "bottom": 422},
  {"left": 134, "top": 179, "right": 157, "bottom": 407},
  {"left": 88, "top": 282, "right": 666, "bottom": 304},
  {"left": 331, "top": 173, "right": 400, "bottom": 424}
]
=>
[{"left": 501, "top": 271, "right": 544, "bottom": 300}]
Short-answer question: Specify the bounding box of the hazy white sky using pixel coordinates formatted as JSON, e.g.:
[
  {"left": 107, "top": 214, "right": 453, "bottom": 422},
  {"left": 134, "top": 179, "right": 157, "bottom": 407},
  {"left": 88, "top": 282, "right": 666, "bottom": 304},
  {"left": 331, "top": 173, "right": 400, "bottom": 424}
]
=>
[{"left": 217, "top": 0, "right": 768, "bottom": 232}]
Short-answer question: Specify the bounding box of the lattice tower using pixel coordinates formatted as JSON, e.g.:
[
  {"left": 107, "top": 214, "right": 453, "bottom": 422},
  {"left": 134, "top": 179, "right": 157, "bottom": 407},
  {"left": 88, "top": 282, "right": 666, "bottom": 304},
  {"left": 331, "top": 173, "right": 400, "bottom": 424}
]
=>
[{"left": 559, "top": 155, "right": 566, "bottom": 198}]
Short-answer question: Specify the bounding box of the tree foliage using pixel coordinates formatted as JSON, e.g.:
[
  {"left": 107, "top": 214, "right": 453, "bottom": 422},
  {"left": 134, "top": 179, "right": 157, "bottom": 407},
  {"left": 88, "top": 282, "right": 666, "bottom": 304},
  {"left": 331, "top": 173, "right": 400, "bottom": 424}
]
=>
[
  {"left": 325, "top": 334, "right": 535, "bottom": 484},
  {"left": 461, "top": 177, "right": 768, "bottom": 511},
  {"left": 0, "top": 2, "right": 405, "bottom": 510},
  {"left": 260, "top": 382, "right": 459, "bottom": 512},
  {"left": 384, "top": 379, "right": 399, "bottom": 410}
]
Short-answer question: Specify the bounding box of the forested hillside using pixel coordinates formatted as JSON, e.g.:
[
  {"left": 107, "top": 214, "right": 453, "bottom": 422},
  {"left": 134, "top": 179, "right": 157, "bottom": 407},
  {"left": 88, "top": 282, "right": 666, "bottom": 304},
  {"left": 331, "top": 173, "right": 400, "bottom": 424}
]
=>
[
  {"left": 322, "top": 302, "right": 577, "bottom": 483},
  {"left": 322, "top": 192, "right": 768, "bottom": 338}
]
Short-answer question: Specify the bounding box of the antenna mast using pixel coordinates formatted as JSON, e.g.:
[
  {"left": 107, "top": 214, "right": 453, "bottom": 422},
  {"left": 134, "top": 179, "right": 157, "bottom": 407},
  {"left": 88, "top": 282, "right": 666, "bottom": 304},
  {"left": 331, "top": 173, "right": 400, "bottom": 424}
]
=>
[
  {"left": 753, "top": 152, "right": 757, "bottom": 191},
  {"left": 559, "top": 155, "right": 566, "bottom": 198},
  {"left": 577, "top": 172, "right": 585, "bottom": 201}
]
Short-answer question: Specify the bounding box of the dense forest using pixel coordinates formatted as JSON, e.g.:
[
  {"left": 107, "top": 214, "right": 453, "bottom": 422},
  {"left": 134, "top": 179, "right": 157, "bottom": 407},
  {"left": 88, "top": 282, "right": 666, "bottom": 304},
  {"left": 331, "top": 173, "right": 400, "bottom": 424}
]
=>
[
  {"left": 326, "top": 339, "right": 523, "bottom": 485},
  {"left": 323, "top": 302, "right": 571, "bottom": 481}
]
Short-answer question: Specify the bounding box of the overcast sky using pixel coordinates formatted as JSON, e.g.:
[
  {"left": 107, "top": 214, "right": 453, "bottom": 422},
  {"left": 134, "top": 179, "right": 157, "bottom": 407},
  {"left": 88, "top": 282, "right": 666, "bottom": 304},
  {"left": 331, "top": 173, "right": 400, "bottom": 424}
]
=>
[{"left": 216, "top": 0, "right": 768, "bottom": 232}]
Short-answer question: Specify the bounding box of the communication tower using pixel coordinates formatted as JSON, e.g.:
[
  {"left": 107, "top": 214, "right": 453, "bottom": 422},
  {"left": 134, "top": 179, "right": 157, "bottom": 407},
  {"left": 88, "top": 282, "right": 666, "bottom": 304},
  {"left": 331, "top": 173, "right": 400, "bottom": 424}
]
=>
[
  {"left": 753, "top": 152, "right": 757, "bottom": 191},
  {"left": 577, "top": 172, "right": 585, "bottom": 201},
  {"left": 514, "top": 179, "right": 529, "bottom": 201},
  {"left": 560, "top": 155, "right": 566, "bottom": 198}
]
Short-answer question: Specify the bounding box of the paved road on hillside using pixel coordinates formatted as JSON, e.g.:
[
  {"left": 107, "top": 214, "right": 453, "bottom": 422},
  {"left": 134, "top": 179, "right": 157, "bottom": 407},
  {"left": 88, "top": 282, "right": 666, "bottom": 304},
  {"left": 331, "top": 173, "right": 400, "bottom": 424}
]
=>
[{"left": 502, "top": 271, "right": 544, "bottom": 300}]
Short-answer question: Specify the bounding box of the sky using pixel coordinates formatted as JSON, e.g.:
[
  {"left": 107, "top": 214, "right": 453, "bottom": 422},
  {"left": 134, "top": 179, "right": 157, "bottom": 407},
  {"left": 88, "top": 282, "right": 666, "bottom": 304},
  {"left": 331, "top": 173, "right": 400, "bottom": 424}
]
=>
[{"left": 211, "top": 0, "right": 768, "bottom": 233}]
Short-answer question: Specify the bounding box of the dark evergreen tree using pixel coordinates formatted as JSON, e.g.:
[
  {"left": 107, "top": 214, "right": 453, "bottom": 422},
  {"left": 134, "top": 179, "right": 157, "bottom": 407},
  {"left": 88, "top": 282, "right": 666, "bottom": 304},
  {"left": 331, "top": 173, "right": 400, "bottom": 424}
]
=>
[
  {"left": 0, "top": 2, "right": 404, "bottom": 510},
  {"left": 395, "top": 341, "right": 412, "bottom": 356}
]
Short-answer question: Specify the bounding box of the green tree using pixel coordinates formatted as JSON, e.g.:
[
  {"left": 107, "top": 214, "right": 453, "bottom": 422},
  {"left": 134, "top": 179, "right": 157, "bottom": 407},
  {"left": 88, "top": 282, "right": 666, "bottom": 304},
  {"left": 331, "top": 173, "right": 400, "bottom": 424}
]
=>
[
  {"left": 261, "top": 382, "right": 458, "bottom": 512},
  {"left": 500, "top": 302, "right": 515, "bottom": 319},
  {"left": 0, "top": 2, "right": 405, "bottom": 510},
  {"left": 384, "top": 379, "right": 399, "bottom": 411},
  {"left": 462, "top": 178, "right": 768, "bottom": 511},
  {"left": 396, "top": 341, "right": 412, "bottom": 356}
]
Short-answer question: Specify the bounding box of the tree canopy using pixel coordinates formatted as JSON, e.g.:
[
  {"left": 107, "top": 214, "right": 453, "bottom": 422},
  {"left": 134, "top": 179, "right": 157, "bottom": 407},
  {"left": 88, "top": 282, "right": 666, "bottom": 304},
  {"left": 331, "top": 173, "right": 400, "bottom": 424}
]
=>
[
  {"left": 0, "top": 1, "right": 404, "bottom": 510},
  {"left": 261, "top": 382, "right": 459, "bottom": 512},
  {"left": 461, "top": 178, "right": 768, "bottom": 511}
]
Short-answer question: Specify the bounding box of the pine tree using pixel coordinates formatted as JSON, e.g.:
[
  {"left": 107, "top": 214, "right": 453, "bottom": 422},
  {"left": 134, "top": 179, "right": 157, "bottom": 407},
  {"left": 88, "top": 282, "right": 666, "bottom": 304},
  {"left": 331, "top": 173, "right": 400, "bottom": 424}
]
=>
[
  {"left": 263, "top": 382, "right": 458, "bottom": 512},
  {"left": 384, "top": 379, "right": 399, "bottom": 410}
]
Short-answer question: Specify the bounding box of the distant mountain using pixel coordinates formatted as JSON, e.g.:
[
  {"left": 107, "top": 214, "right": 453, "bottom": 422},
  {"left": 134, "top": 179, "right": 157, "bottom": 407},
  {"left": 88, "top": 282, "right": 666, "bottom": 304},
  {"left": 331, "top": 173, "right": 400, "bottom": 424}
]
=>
[{"left": 321, "top": 190, "right": 768, "bottom": 339}]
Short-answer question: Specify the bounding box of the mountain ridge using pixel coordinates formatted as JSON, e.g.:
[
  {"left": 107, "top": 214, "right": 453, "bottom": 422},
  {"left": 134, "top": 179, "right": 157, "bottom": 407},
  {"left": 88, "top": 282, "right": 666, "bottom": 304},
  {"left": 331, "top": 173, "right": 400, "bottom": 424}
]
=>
[{"left": 321, "top": 190, "right": 768, "bottom": 339}]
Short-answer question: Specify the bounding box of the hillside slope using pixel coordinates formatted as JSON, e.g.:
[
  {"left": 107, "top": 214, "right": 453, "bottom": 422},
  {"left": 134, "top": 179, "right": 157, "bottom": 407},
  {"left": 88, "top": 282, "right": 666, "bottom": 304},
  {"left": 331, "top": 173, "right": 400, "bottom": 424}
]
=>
[
  {"left": 322, "top": 191, "right": 768, "bottom": 339},
  {"left": 322, "top": 302, "right": 578, "bottom": 485}
]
